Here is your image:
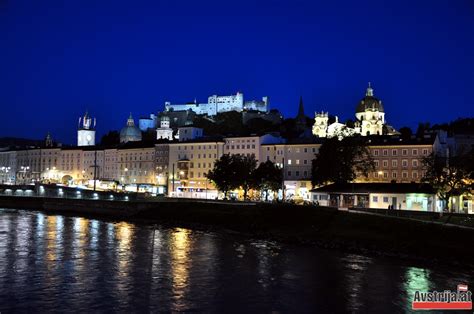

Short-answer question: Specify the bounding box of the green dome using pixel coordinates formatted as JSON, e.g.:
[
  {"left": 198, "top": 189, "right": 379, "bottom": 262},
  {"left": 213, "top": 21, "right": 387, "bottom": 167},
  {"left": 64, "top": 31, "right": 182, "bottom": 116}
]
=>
[
  {"left": 120, "top": 113, "right": 142, "bottom": 143},
  {"left": 356, "top": 83, "right": 384, "bottom": 113}
]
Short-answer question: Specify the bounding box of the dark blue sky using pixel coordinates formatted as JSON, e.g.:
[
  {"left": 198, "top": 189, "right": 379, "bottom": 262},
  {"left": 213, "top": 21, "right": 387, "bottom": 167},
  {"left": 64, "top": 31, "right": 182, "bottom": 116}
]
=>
[{"left": 1, "top": 0, "right": 473, "bottom": 144}]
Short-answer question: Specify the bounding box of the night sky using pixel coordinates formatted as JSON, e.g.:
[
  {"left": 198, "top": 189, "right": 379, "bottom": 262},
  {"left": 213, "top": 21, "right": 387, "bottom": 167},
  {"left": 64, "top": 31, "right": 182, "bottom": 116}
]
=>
[{"left": 0, "top": 0, "right": 473, "bottom": 144}]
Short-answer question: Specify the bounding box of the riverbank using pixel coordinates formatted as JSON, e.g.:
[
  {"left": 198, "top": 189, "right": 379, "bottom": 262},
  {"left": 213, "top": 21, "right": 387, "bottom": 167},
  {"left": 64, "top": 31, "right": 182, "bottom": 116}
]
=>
[{"left": 0, "top": 195, "right": 473, "bottom": 266}]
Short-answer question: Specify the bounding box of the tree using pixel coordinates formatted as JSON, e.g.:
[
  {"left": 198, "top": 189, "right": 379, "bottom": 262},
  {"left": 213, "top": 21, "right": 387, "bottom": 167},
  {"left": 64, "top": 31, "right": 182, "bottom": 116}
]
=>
[
  {"left": 253, "top": 160, "right": 282, "bottom": 201},
  {"left": 311, "top": 136, "right": 374, "bottom": 186},
  {"left": 206, "top": 154, "right": 235, "bottom": 198},
  {"left": 421, "top": 149, "right": 474, "bottom": 212},
  {"left": 233, "top": 154, "right": 257, "bottom": 200},
  {"left": 206, "top": 154, "right": 257, "bottom": 200},
  {"left": 399, "top": 126, "right": 413, "bottom": 140},
  {"left": 416, "top": 122, "right": 431, "bottom": 138},
  {"left": 100, "top": 131, "right": 120, "bottom": 146}
]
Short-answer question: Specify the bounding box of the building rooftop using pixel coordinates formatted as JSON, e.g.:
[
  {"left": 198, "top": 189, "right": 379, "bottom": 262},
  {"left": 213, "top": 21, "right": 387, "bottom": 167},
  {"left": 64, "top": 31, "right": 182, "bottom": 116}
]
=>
[{"left": 364, "top": 134, "right": 436, "bottom": 146}]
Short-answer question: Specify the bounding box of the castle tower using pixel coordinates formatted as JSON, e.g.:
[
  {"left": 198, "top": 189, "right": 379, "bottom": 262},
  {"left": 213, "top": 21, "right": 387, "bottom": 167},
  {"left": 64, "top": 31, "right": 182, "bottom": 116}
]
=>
[
  {"left": 77, "top": 111, "right": 96, "bottom": 146},
  {"left": 312, "top": 112, "right": 329, "bottom": 137}
]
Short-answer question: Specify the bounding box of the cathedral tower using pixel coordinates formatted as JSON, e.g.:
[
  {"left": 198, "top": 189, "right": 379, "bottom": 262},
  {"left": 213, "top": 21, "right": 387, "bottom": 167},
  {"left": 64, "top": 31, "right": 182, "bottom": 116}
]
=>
[
  {"left": 77, "top": 111, "right": 96, "bottom": 146},
  {"left": 355, "top": 82, "right": 385, "bottom": 136},
  {"left": 312, "top": 112, "right": 329, "bottom": 137}
]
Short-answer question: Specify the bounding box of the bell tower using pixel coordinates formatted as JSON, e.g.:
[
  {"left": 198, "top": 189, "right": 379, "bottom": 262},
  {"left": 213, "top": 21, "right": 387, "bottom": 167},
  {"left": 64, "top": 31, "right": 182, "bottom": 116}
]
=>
[
  {"left": 77, "top": 111, "right": 96, "bottom": 146},
  {"left": 312, "top": 111, "right": 329, "bottom": 137}
]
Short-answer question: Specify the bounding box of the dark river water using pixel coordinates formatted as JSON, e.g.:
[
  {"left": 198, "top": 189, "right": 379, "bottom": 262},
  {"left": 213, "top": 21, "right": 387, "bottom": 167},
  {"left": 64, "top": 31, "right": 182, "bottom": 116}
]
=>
[{"left": 0, "top": 208, "right": 472, "bottom": 313}]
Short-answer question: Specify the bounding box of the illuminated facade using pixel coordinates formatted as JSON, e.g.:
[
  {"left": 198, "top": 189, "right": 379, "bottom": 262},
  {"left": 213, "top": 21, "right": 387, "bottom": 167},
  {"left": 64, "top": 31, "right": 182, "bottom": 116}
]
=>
[
  {"left": 164, "top": 92, "right": 268, "bottom": 116},
  {"left": 261, "top": 141, "right": 322, "bottom": 201},
  {"left": 362, "top": 136, "right": 436, "bottom": 183},
  {"left": 168, "top": 139, "right": 225, "bottom": 198},
  {"left": 312, "top": 83, "right": 398, "bottom": 138}
]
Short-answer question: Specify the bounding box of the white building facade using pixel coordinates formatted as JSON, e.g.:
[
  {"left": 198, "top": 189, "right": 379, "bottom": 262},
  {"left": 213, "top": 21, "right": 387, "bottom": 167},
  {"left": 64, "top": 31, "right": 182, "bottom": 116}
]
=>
[
  {"left": 164, "top": 92, "right": 268, "bottom": 116},
  {"left": 312, "top": 83, "right": 396, "bottom": 138}
]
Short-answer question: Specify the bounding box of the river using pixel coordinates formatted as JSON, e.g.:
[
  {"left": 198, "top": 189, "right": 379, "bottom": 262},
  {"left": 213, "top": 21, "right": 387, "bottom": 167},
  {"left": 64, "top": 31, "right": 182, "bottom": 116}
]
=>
[{"left": 0, "top": 208, "right": 472, "bottom": 312}]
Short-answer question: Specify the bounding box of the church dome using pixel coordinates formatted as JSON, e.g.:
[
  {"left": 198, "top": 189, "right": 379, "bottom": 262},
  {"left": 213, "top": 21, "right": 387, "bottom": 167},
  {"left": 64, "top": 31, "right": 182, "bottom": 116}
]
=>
[
  {"left": 356, "top": 83, "right": 384, "bottom": 113},
  {"left": 120, "top": 113, "right": 142, "bottom": 143}
]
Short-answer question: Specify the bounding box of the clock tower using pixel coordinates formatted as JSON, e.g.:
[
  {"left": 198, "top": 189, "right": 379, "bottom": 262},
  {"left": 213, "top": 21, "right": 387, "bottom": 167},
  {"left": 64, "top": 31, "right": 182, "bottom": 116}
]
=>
[{"left": 77, "top": 111, "right": 96, "bottom": 146}]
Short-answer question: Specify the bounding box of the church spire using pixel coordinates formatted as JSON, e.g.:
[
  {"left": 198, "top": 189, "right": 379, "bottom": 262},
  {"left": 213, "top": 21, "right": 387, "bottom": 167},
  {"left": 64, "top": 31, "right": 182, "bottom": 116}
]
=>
[
  {"left": 45, "top": 132, "right": 53, "bottom": 147},
  {"left": 366, "top": 82, "right": 374, "bottom": 97},
  {"left": 297, "top": 96, "right": 305, "bottom": 118}
]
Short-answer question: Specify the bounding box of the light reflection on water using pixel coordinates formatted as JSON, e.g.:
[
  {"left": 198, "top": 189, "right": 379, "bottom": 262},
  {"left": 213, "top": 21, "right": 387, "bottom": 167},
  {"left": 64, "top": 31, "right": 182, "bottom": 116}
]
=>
[{"left": 0, "top": 208, "right": 472, "bottom": 312}]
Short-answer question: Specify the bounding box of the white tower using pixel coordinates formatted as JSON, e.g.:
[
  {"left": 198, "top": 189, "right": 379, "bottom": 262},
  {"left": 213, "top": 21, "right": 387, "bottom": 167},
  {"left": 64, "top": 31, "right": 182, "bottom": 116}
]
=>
[
  {"left": 77, "top": 111, "right": 96, "bottom": 146},
  {"left": 156, "top": 116, "right": 173, "bottom": 141},
  {"left": 312, "top": 112, "right": 329, "bottom": 137}
]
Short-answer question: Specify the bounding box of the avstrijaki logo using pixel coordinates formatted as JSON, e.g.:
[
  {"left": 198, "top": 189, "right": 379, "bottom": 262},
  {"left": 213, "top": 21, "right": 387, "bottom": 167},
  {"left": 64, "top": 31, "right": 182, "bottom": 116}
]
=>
[{"left": 412, "top": 284, "right": 472, "bottom": 310}]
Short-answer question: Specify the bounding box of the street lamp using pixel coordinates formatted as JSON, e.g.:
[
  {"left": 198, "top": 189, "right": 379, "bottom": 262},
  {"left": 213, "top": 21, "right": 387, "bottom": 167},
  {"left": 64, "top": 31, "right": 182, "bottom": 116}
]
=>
[{"left": 19, "top": 166, "right": 30, "bottom": 184}]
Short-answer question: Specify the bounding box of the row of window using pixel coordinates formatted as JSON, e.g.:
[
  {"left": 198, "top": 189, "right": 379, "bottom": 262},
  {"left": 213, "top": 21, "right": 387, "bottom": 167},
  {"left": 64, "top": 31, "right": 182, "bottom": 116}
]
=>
[
  {"left": 286, "top": 170, "right": 309, "bottom": 178},
  {"left": 372, "top": 196, "right": 392, "bottom": 203},
  {"left": 373, "top": 171, "right": 424, "bottom": 179},
  {"left": 268, "top": 147, "right": 318, "bottom": 153},
  {"left": 190, "top": 162, "right": 213, "bottom": 169},
  {"left": 226, "top": 139, "right": 256, "bottom": 143},
  {"left": 177, "top": 153, "right": 218, "bottom": 160},
  {"left": 226, "top": 144, "right": 256, "bottom": 150},
  {"left": 373, "top": 148, "right": 430, "bottom": 157},
  {"left": 374, "top": 159, "right": 420, "bottom": 168},
  {"left": 177, "top": 145, "right": 218, "bottom": 150}
]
